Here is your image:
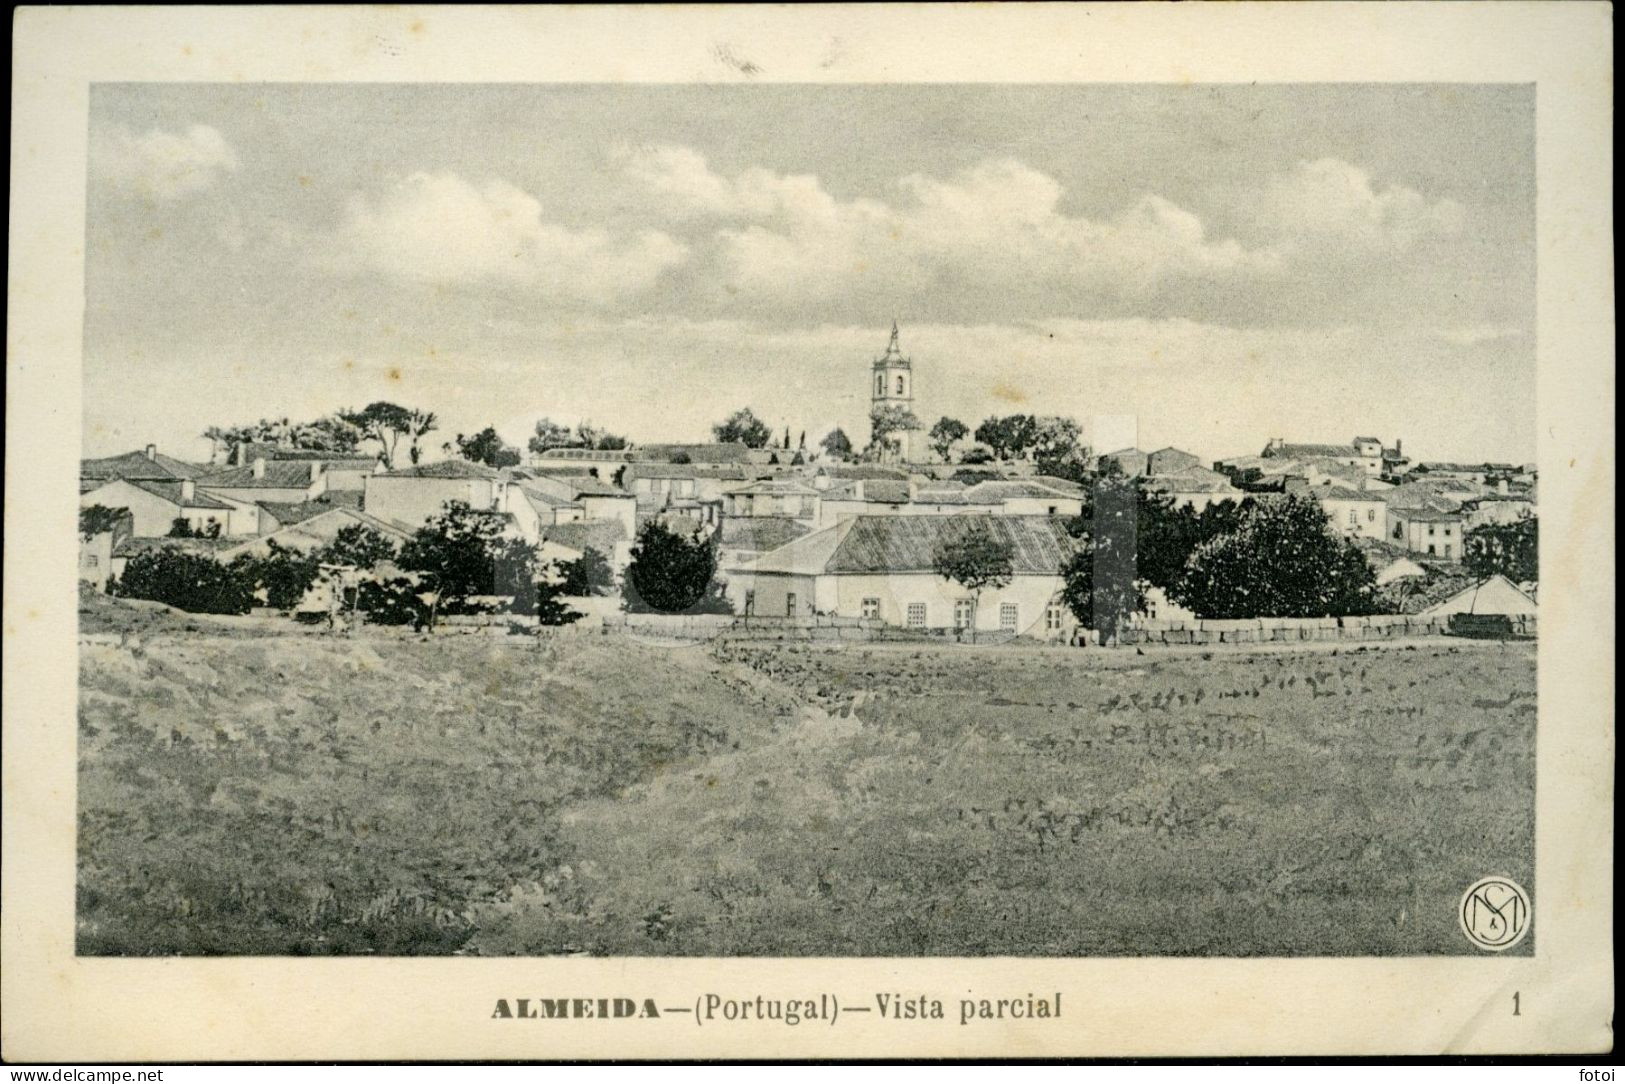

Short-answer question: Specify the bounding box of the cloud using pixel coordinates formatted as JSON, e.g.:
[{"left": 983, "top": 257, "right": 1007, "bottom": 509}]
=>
[
  {"left": 1253, "top": 157, "right": 1466, "bottom": 252},
  {"left": 335, "top": 171, "right": 687, "bottom": 302},
  {"left": 618, "top": 147, "right": 1274, "bottom": 312},
  {"left": 91, "top": 124, "right": 239, "bottom": 202}
]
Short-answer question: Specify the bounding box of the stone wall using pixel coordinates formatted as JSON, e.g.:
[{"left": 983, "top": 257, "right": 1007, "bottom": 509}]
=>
[{"left": 1121, "top": 612, "right": 1536, "bottom": 645}]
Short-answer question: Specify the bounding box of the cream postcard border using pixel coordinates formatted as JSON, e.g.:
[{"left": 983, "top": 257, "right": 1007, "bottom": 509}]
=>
[{"left": 4, "top": 3, "right": 1613, "bottom": 1060}]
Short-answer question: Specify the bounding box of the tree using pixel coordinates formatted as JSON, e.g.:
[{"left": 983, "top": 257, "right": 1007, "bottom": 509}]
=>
[
  {"left": 820, "top": 428, "right": 853, "bottom": 460},
  {"left": 113, "top": 548, "right": 253, "bottom": 614},
  {"left": 404, "top": 410, "right": 438, "bottom": 465},
  {"left": 1178, "top": 495, "right": 1379, "bottom": 619},
  {"left": 528, "top": 418, "right": 575, "bottom": 457},
  {"left": 1464, "top": 516, "right": 1538, "bottom": 584},
  {"left": 558, "top": 547, "right": 615, "bottom": 596},
  {"left": 975, "top": 414, "right": 1039, "bottom": 460},
  {"left": 1031, "top": 416, "right": 1088, "bottom": 480},
  {"left": 79, "top": 504, "right": 128, "bottom": 541},
  {"left": 397, "top": 501, "right": 539, "bottom": 616},
  {"left": 932, "top": 521, "right": 1015, "bottom": 638},
  {"left": 168, "top": 517, "right": 222, "bottom": 539},
  {"left": 204, "top": 414, "right": 362, "bottom": 462},
  {"left": 929, "top": 417, "right": 969, "bottom": 461},
  {"left": 1058, "top": 475, "right": 1147, "bottom": 643},
  {"left": 623, "top": 521, "right": 730, "bottom": 614},
  {"left": 339, "top": 402, "right": 417, "bottom": 468},
  {"left": 233, "top": 541, "right": 322, "bottom": 610},
  {"left": 318, "top": 523, "right": 399, "bottom": 570},
  {"left": 959, "top": 444, "right": 995, "bottom": 465},
  {"left": 868, "top": 404, "right": 921, "bottom": 459},
  {"left": 455, "top": 427, "right": 522, "bottom": 468},
  {"left": 712, "top": 408, "right": 773, "bottom": 449}
]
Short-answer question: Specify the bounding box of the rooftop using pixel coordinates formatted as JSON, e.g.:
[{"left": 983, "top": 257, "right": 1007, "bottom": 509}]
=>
[
  {"left": 376, "top": 459, "right": 500, "bottom": 481},
  {"left": 81, "top": 449, "right": 211, "bottom": 483},
  {"left": 200, "top": 461, "right": 323, "bottom": 488}
]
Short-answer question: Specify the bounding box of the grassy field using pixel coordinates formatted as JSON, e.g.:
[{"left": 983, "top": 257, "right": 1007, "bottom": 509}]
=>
[{"left": 79, "top": 610, "right": 1535, "bottom": 956}]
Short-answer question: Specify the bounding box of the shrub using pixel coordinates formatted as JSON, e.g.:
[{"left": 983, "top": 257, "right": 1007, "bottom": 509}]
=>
[
  {"left": 623, "top": 522, "right": 730, "bottom": 614},
  {"left": 559, "top": 547, "right": 615, "bottom": 596},
  {"left": 234, "top": 542, "right": 323, "bottom": 610},
  {"left": 358, "top": 576, "right": 430, "bottom": 627},
  {"left": 113, "top": 548, "right": 253, "bottom": 614}
]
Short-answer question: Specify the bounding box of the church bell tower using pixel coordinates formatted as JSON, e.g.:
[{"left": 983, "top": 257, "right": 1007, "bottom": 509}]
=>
[{"left": 871, "top": 320, "right": 916, "bottom": 462}]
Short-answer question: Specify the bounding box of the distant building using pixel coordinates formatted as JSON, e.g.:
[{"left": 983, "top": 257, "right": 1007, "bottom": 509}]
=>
[
  {"left": 80, "top": 477, "right": 260, "bottom": 538},
  {"left": 362, "top": 459, "right": 505, "bottom": 529},
  {"left": 1097, "top": 447, "right": 1149, "bottom": 478},
  {"left": 1387, "top": 507, "right": 1465, "bottom": 560},
  {"left": 1261, "top": 436, "right": 1389, "bottom": 479},
  {"left": 1146, "top": 447, "right": 1202, "bottom": 476},
  {"left": 81, "top": 445, "right": 210, "bottom": 492},
  {"left": 79, "top": 508, "right": 134, "bottom": 591},
  {"left": 199, "top": 458, "right": 330, "bottom": 505},
  {"left": 870, "top": 322, "right": 919, "bottom": 464},
  {"left": 1143, "top": 467, "right": 1243, "bottom": 512},
  {"left": 725, "top": 514, "right": 1076, "bottom": 638}
]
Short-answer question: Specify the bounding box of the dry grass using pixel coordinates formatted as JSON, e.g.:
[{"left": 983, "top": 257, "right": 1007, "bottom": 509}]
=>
[{"left": 79, "top": 615, "right": 1534, "bottom": 957}]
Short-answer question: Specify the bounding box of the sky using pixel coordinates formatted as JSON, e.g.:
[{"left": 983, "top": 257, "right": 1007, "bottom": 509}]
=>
[{"left": 83, "top": 83, "right": 1536, "bottom": 465}]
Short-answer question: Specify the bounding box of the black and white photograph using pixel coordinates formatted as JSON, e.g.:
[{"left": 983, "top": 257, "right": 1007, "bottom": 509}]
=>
[{"left": 6, "top": 3, "right": 1612, "bottom": 1063}]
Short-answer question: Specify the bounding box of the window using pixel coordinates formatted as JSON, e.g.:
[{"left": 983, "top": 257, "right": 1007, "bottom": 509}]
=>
[
  {"left": 896, "top": 375, "right": 905, "bottom": 395},
  {"left": 785, "top": 592, "right": 797, "bottom": 616},
  {"left": 1427, "top": 544, "right": 1436, "bottom": 555},
  {"left": 861, "top": 597, "right": 880, "bottom": 619},
  {"left": 1048, "top": 505, "right": 1058, "bottom": 515},
  {"left": 744, "top": 590, "right": 755, "bottom": 616},
  {"left": 1444, "top": 543, "right": 1453, "bottom": 558},
  {"left": 1428, "top": 525, "right": 1436, "bottom": 536},
  {"left": 907, "top": 602, "right": 927, "bottom": 628},
  {"left": 1046, "top": 603, "right": 1065, "bottom": 631},
  {"left": 954, "top": 599, "right": 974, "bottom": 630},
  {"left": 876, "top": 374, "right": 884, "bottom": 396},
  {"left": 1368, "top": 509, "right": 1376, "bottom": 522},
  {"left": 1000, "top": 603, "right": 1019, "bottom": 632},
  {"left": 85, "top": 555, "right": 99, "bottom": 568},
  {"left": 1393, "top": 524, "right": 1403, "bottom": 540},
  {"left": 1348, "top": 509, "right": 1358, "bottom": 526}
]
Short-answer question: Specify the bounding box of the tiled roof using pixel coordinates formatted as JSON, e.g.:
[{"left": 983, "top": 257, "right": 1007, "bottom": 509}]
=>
[
  {"left": 822, "top": 465, "right": 911, "bottom": 481},
  {"left": 570, "top": 477, "right": 631, "bottom": 497},
  {"left": 377, "top": 459, "right": 499, "bottom": 480},
  {"left": 728, "top": 479, "right": 821, "bottom": 497},
  {"left": 1144, "top": 468, "right": 1238, "bottom": 495},
  {"left": 112, "top": 535, "right": 237, "bottom": 559},
  {"left": 719, "top": 516, "right": 814, "bottom": 552},
  {"left": 536, "top": 448, "right": 634, "bottom": 461},
  {"left": 255, "top": 501, "right": 331, "bottom": 526},
  {"left": 518, "top": 484, "right": 583, "bottom": 510},
  {"left": 963, "top": 480, "right": 1084, "bottom": 503},
  {"left": 821, "top": 515, "right": 1077, "bottom": 576},
  {"left": 539, "top": 520, "right": 627, "bottom": 555},
  {"left": 126, "top": 479, "right": 238, "bottom": 510},
  {"left": 636, "top": 442, "right": 753, "bottom": 464},
  {"left": 1266, "top": 442, "right": 1360, "bottom": 459},
  {"left": 81, "top": 450, "right": 211, "bottom": 482},
  {"left": 860, "top": 480, "right": 912, "bottom": 504},
  {"left": 1382, "top": 481, "right": 1463, "bottom": 513},
  {"left": 1393, "top": 508, "right": 1463, "bottom": 523},
  {"left": 220, "top": 508, "right": 413, "bottom": 559},
  {"left": 201, "top": 461, "right": 321, "bottom": 488}
]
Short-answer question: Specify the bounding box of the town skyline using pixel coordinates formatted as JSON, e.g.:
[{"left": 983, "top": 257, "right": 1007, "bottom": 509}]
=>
[{"left": 84, "top": 83, "right": 1536, "bottom": 465}]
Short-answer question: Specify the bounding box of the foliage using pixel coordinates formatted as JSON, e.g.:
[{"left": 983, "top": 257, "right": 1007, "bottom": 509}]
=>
[
  {"left": 712, "top": 408, "right": 773, "bottom": 449},
  {"left": 1463, "top": 516, "right": 1538, "bottom": 584},
  {"left": 928, "top": 416, "right": 969, "bottom": 461},
  {"left": 112, "top": 548, "right": 253, "bottom": 614},
  {"left": 1029, "top": 415, "right": 1089, "bottom": 481},
  {"left": 974, "top": 414, "right": 1039, "bottom": 460},
  {"left": 338, "top": 402, "right": 423, "bottom": 469},
  {"left": 868, "top": 404, "right": 921, "bottom": 450},
  {"left": 819, "top": 428, "right": 853, "bottom": 460},
  {"left": 318, "top": 524, "right": 399, "bottom": 570},
  {"left": 1179, "top": 496, "right": 1380, "bottom": 618},
  {"left": 510, "top": 567, "right": 584, "bottom": 626},
  {"left": 623, "top": 521, "right": 730, "bottom": 614},
  {"left": 527, "top": 418, "right": 576, "bottom": 456},
  {"left": 233, "top": 542, "right": 323, "bottom": 611},
  {"left": 951, "top": 468, "right": 1001, "bottom": 485},
  {"left": 931, "top": 521, "right": 1015, "bottom": 630},
  {"left": 403, "top": 410, "right": 438, "bottom": 465},
  {"left": 455, "top": 426, "right": 523, "bottom": 468},
  {"left": 574, "top": 421, "right": 627, "bottom": 451},
  {"left": 959, "top": 444, "right": 995, "bottom": 465},
  {"left": 397, "top": 501, "right": 539, "bottom": 614},
  {"left": 357, "top": 577, "right": 430, "bottom": 627},
  {"left": 168, "top": 518, "right": 223, "bottom": 539},
  {"left": 204, "top": 415, "right": 362, "bottom": 459},
  {"left": 80, "top": 504, "right": 129, "bottom": 541},
  {"left": 1059, "top": 475, "right": 1145, "bottom": 640}
]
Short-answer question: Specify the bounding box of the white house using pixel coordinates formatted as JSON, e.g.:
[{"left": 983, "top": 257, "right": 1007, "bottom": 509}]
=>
[
  {"left": 362, "top": 459, "right": 505, "bottom": 529},
  {"left": 725, "top": 514, "right": 1078, "bottom": 638},
  {"left": 217, "top": 507, "right": 412, "bottom": 560},
  {"left": 80, "top": 477, "right": 261, "bottom": 538},
  {"left": 1387, "top": 507, "right": 1465, "bottom": 560}
]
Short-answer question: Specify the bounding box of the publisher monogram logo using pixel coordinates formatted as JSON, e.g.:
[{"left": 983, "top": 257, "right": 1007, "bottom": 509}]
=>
[{"left": 1459, "top": 876, "right": 1531, "bottom": 952}]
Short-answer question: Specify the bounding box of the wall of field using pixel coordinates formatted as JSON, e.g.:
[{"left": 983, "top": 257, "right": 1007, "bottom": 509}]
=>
[{"left": 1121, "top": 612, "right": 1537, "bottom": 644}]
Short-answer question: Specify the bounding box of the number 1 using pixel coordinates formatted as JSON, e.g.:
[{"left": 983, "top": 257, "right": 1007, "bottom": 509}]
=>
[{"left": 1512, "top": 992, "right": 1521, "bottom": 1016}]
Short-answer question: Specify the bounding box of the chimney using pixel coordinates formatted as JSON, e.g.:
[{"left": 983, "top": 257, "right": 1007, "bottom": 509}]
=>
[
  {"left": 181, "top": 479, "right": 195, "bottom": 502},
  {"left": 252, "top": 457, "right": 266, "bottom": 479},
  {"left": 1497, "top": 478, "right": 1509, "bottom": 495},
  {"left": 145, "top": 444, "right": 157, "bottom": 461},
  {"left": 1395, "top": 438, "right": 1403, "bottom": 457}
]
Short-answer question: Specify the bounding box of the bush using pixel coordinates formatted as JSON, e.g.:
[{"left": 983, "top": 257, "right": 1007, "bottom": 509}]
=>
[
  {"left": 623, "top": 522, "right": 730, "bottom": 614},
  {"left": 113, "top": 549, "right": 253, "bottom": 614},
  {"left": 358, "top": 576, "right": 430, "bottom": 627},
  {"left": 559, "top": 547, "right": 615, "bottom": 596},
  {"left": 1464, "top": 516, "right": 1538, "bottom": 583},
  {"left": 233, "top": 542, "right": 322, "bottom": 610},
  {"left": 397, "top": 501, "right": 539, "bottom": 616},
  {"left": 319, "top": 524, "right": 399, "bottom": 570}
]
